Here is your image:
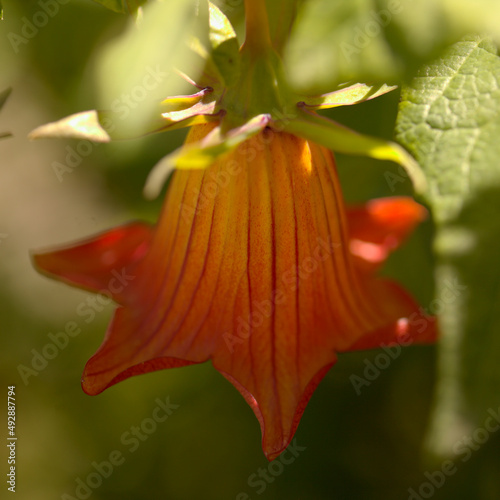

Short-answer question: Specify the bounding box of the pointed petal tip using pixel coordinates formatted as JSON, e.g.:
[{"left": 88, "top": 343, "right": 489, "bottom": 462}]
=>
[
  {"left": 262, "top": 363, "right": 334, "bottom": 461},
  {"left": 31, "top": 249, "right": 47, "bottom": 272},
  {"left": 347, "top": 196, "right": 428, "bottom": 272},
  {"left": 81, "top": 377, "right": 104, "bottom": 397},
  {"left": 365, "top": 196, "right": 428, "bottom": 225},
  {"left": 31, "top": 247, "right": 71, "bottom": 283},
  {"left": 31, "top": 223, "right": 153, "bottom": 299},
  {"left": 222, "top": 362, "right": 334, "bottom": 462},
  {"left": 265, "top": 448, "right": 285, "bottom": 462},
  {"left": 344, "top": 279, "right": 438, "bottom": 352},
  {"left": 393, "top": 315, "right": 437, "bottom": 345},
  {"left": 82, "top": 305, "right": 200, "bottom": 396},
  {"left": 82, "top": 356, "right": 198, "bottom": 396}
]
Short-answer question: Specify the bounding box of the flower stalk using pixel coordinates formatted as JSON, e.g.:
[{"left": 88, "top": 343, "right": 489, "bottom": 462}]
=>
[{"left": 243, "top": 0, "right": 273, "bottom": 55}]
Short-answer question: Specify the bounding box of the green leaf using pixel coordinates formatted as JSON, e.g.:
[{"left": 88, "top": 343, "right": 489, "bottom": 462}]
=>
[
  {"left": 29, "top": 111, "right": 112, "bottom": 142},
  {"left": 190, "top": 2, "right": 241, "bottom": 89},
  {"left": 94, "top": 0, "right": 207, "bottom": 139},
  {"left": 206, "top": 2, "right": 240, "bottom": 86},
  {"left": 0, "top": 1, "right": 3, "bottom": 21},
  {"left": 285, "top": 0, "right": 500, "bottom": 93},
  {"left": 395, "top": 36, "right": 500, "bottom": 458},
  {"left": 91, "top": 0, "right": 147, "bottom": 14},
  {"left": 396, "top": 37, "right": 500, "bottom": 222}
]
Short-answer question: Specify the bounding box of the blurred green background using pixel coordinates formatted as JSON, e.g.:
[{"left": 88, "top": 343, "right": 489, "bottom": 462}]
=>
[{"left": 1, "top": 1, "right": 499, "bottom": 500}]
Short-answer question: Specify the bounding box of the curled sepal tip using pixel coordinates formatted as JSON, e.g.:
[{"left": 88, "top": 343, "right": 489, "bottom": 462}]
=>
[
  {"left": 284, "top": 105, "right": 427, "bottom": 194},
  {"left": 300, "top": 82, "right": 398, "bottom": 110},
  {"left": 28, "top": 110, "right": 111, "bottom": 143}
]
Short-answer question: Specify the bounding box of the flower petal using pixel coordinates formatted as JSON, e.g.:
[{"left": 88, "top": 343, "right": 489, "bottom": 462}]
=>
[
  {"left": 83, "top": 127, "right": 344, "bottom": 459},
  {"left": 343, "top": 278, "right": 437, "bottom": 351},
  {"left": 33, "top": 223, "right": 153, "bottom": 304},
  {"left": 346, "top": 196, "right": 428, "bottom": 273},
  {"left": 34, "top": 124, "right": 436, "bottom": 460},
  {"left": 68, "top": 126, "right": 432, "bottom": 458}
]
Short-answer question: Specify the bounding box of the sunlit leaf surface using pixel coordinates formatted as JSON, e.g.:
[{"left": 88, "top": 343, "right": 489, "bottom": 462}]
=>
[
  {"left": 94, "top": 0, "right": 206, "bottom": 137},
  {"left": 396, "top": 36, "right": 500, "bottom": 458}
]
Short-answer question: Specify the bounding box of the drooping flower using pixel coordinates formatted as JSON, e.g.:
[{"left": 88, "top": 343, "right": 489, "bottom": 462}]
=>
[{"left": 31, "top": 1, "right": 436, "bottom": 460}]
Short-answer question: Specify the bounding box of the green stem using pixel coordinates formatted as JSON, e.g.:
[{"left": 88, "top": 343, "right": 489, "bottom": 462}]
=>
[
  {"left": 267, "top": 0, "right": 299, "bottom": 55},
  {"left": 243, "top": 0, "right": 272, "bottom": 54}
]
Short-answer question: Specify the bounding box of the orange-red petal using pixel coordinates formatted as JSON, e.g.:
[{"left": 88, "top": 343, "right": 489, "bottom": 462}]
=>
[
  {"left": 32, "top": 223, "right": 153, "bottom": 304},
  {"left": 34, "top": 124, "right": 436, "bottom": 460},
  {"left": 346, "top": 197, "right": 427, "bottom": 273}
]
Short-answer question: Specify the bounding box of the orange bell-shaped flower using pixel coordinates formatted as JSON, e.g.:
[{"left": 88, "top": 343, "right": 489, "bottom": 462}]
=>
[{"left": 34, "top": 123, "right": 435, "bottom": 459}]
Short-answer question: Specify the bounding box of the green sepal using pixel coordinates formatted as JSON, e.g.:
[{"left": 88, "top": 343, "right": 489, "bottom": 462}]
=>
[
  {"left": 191, "top": 2, "right": 241, "bottom": 89},
  {"left": 207, "top": 2, "right": 240, "bottom": 86},
  {"left": 283, "top": 106, "right": 426, "bottom": 194},
  {"left": 29, "top": 90, "right": 220, "bottom": 142},
  {"left": 144, "top": 114, "right": 271, "bottom": 199},
  {"left": 300, "top": 82, "right": 397, "bottom": 109},
  {"left": 28, "top": 111, "right": 112, "bottom": 143},
  {"left": 188, "top": 38, "right": 223, "bottom": 89},
  {"left": 160, "top": 87, "right": 214, "bottom": 112}
]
